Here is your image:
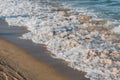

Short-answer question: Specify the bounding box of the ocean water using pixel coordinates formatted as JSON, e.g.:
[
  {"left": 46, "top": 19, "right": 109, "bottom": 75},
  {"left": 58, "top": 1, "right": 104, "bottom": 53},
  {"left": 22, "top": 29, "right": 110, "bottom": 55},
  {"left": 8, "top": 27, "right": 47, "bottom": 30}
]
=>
[
  {"left": 53, "top": 0, "right": 120, "bottom": 20},
  {"left": 0, "top": 0, "right": 120, "bottom": 80}
]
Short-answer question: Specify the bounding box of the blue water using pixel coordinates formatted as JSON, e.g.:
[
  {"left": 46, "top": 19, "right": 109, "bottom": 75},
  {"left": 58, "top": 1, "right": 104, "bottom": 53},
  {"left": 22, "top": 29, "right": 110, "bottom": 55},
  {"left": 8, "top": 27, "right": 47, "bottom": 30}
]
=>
[
  {"left": 53, "top": 0, "right": 120, "bottom": 20},
  {"left": 0, "top": 14, "right": 29, "bottom": 19}
]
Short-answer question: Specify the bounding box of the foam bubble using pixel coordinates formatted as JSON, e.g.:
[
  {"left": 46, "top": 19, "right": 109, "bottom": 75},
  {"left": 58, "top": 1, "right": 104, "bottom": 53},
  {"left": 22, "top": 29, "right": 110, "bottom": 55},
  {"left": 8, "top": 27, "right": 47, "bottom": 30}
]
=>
[
  {"left": 112, "top": 25, "right": 120, "bottom": 34},
  {"left": 0, "top": 0, "right": 120, "bottom": 80}
]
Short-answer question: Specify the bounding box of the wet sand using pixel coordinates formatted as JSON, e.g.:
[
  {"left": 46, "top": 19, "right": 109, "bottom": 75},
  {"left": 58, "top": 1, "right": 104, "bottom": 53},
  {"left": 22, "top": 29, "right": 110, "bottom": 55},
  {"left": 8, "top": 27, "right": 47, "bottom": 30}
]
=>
[
  {"left": 0, "top": 19, "right": 90, "bottom": 80},
  {"left": 0, "top": 38, "right": 70, "bottom": 80}
]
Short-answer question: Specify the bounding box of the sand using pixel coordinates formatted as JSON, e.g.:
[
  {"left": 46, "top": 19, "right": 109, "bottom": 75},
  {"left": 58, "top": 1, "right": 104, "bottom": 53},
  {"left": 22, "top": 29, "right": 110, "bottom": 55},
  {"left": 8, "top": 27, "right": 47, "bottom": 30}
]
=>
[
  {"left": 0, "top": 38, "right": 69, "bottom": 80},
  {"left": 0, "top": 19, "right": 90, "bottom": 80}
]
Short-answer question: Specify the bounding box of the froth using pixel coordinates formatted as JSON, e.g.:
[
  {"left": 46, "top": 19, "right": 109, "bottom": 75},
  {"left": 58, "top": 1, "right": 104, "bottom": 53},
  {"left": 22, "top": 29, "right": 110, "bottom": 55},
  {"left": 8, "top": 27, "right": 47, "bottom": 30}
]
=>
[{"left": 0, "top": 0, "right": 120, "bottom": 80}]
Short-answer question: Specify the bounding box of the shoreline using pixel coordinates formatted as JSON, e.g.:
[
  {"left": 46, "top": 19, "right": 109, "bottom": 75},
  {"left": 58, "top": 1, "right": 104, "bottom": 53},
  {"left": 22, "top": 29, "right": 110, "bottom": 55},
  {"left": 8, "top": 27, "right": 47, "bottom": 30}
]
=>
[
  {"left": 0, "top": 38, "right": 70, "bottom": 80},
  {"left": 0, "top": 20, "right": 90, "bottom": 80},
  {"left": 0, "top": 0, "right": 120, "bottom": 80}
]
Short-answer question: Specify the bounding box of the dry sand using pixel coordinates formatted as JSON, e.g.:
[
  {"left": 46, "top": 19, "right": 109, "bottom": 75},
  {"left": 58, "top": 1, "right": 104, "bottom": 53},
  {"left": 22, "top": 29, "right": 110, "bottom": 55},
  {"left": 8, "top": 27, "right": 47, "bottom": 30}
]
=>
[{"left": 0, "top": 38, "right": 69, "bottom": 80}]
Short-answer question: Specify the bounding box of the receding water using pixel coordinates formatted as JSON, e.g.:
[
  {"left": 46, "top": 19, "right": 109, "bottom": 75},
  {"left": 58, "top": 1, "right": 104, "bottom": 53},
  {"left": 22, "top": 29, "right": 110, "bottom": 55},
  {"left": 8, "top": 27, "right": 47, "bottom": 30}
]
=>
[{"left": 0, "top": 0, "right": 120, "bottom": 80}]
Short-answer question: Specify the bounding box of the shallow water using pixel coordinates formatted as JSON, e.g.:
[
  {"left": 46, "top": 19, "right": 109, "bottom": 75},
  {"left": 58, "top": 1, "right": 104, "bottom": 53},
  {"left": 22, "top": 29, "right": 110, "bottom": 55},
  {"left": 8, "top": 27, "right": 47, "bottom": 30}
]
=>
[
  {"left": 0, "top": 0, "right": 120, "bottom": 80},
  {"left": 0, "top": 20, "right": 89, "bottom": 80}
]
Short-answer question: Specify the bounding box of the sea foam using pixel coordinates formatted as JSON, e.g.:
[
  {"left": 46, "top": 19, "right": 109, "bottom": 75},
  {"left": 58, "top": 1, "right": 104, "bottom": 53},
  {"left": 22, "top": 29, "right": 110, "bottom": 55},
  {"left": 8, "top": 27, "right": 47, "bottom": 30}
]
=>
[
  {"left": 112, "top": 25, "right": 120, "bottom": 34},
  {"left": 0, "top": 0, "right": 120, "bottom": 80}
]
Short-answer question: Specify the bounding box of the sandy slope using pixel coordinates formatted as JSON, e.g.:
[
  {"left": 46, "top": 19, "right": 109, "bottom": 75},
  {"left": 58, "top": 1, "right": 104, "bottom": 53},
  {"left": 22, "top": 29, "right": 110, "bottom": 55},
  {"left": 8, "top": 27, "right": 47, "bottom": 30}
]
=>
[{"left": 0, "top": 38, "right": 69, "bottom": 80}]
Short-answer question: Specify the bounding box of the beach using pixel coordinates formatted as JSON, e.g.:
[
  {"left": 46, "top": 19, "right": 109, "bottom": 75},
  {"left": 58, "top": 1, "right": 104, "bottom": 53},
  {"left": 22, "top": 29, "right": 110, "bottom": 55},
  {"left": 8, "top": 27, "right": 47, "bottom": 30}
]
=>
[
  {"left": 0, "top": 0, "right": 120, "bottom": 80},
  {"left": 0, "top": 38, "right": 70, "bottom": 80},
  {"left": 0, "top": 20, "right": 89, "bottom": 80}
]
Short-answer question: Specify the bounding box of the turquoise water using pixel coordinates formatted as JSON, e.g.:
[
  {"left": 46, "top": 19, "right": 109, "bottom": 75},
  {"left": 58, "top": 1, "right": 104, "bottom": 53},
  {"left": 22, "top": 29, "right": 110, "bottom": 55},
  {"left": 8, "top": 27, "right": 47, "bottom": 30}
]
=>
[{"left": 53, "top": 0, "right": 120, "bottom": 20}]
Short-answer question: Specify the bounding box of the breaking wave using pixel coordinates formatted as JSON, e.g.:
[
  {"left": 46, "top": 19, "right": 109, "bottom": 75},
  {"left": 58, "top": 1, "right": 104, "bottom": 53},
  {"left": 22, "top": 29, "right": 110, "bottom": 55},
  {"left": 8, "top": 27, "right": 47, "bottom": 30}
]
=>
[{"left": 0, "top": 0, "right": 120, "bottom": 80}]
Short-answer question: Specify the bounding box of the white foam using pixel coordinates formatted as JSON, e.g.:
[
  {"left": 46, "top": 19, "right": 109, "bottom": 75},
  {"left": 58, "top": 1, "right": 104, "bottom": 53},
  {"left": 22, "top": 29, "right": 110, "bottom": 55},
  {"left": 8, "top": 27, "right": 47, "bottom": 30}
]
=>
[
  {"left": 112, "top": 25, "right": 120, "bottom": 34},
  {"left": 0, "top": 0, "right": 120, "bottom": 80}
]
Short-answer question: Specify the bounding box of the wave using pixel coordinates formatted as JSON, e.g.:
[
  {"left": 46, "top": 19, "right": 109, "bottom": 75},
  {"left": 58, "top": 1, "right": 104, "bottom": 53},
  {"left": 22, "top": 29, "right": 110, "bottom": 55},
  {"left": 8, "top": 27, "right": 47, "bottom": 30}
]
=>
[{"left": 0, "top": 0, "right": 120, "bottom": 80}]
